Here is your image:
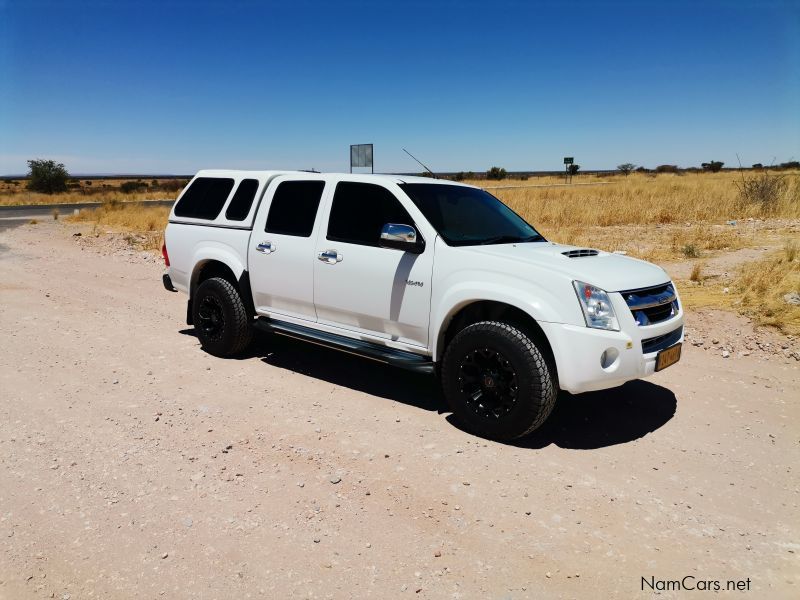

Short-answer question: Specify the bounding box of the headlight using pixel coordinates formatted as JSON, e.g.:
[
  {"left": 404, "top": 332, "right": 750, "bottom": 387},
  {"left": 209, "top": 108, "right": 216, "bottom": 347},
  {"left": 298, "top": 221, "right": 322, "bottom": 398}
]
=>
[{"left": 573, "top": 281, "right": 620, "bottom": 331}]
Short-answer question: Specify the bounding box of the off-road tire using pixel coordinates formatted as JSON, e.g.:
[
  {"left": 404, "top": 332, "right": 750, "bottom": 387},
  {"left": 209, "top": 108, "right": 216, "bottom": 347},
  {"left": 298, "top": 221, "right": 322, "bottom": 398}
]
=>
[
  {"left": 192, "top": 277, "right": 253, "bottom": 357},
  {"left": 441, "top": 321, "right": 557, "bottom": 440}
]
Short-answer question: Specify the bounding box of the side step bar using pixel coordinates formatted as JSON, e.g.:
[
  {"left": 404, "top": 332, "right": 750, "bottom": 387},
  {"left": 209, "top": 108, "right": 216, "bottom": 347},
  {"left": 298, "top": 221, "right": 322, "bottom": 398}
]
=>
[{"left": 253, "top": 318, "right": 435, "bottom": 374}]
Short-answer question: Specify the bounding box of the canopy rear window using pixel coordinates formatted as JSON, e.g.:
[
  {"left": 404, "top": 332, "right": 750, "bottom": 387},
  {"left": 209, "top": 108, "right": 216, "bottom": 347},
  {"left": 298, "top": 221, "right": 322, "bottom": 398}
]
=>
[{"left": 174, "top": 177, "right": 235, "bottom": 220}]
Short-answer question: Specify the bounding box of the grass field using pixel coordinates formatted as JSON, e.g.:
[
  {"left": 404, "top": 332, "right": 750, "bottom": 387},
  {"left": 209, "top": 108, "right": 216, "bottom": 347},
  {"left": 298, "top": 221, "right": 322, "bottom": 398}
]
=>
[
  {"left": 475, "top": 170, "right": 800, "bottom": 257},
  {"left": 0, "top": 178, "right": 186, "bottom": 205},
  {"left": 59, "top": 169, "right": 800, "bottom": 333},
  {"left": 677, "top": 242, "right": 800, "bottom": 334},
  {"left": 735, "top": 242, "right": 800, "bottom": 332},
  {"left": 480, "top": 170, "right": 800, "bottom": 226},
  {"left": 67, "top": 200, "right": 170, "bottom": 251}
]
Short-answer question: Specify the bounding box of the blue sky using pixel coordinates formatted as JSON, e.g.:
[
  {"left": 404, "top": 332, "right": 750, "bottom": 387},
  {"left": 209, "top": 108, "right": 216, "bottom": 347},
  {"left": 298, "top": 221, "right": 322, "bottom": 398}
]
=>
[{"left": 1, "top": 0, "right": 798, "bottom": 175}]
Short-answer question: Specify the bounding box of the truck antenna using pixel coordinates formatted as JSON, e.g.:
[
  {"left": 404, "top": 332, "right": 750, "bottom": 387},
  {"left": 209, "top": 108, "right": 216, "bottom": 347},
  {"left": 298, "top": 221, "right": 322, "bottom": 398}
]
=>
[{"left": 403, "top": 148, "right": 437, "bottom": 179}]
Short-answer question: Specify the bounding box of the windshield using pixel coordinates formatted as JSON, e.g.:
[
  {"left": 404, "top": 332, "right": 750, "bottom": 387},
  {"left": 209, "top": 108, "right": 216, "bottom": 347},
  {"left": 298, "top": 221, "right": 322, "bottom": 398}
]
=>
[{"left": 399, "top": 183, "right": 545, "bottom": 246}]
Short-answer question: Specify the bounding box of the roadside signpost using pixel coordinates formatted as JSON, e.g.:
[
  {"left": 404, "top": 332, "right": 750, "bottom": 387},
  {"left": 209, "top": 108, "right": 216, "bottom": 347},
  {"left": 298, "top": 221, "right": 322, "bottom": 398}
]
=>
[
  {"left": 350, "top": 144, "right": 374, "bottom": 174},
  {"left": 564, "top": 156, "right": 574, "bottom": 183}
]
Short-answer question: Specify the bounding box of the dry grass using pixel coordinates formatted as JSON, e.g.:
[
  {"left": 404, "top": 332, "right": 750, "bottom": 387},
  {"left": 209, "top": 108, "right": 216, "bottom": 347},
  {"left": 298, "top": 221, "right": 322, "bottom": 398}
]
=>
[
  {"left": 677, "top": 241, "right": 800, "bottom": 334},
  {"left": 734, "top": 242, "right": 800, "bottom": 333},
  {"left": 1, "top": 189, "right": 169, "bottom": 206},
  {"left": 551, "top": 222, "right": 759, "bottom": 262},
  {"left": 467, "top": 170, "right": 798, "bottom": 263},
  {"left": 67, "top": 201, "right": 170, "bottom": 251},
  {"left": 0, "top": 178, "right": 185, "bottom": 205},
  {"left": 471, "top": 170, "right": 800, "bottom": 228},
  {"left": 689, "top": 263, "right": 704, "bottom": 282}
]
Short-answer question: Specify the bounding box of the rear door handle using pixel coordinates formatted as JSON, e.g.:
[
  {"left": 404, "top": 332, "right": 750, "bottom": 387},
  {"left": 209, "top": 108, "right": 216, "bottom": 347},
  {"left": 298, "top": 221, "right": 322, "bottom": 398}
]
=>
[
  {"left": 317, "top": 249, "right": 342, "bottom": 264},
  {"left": 256, "top": 241, "right": 276, "bottom": 254}
]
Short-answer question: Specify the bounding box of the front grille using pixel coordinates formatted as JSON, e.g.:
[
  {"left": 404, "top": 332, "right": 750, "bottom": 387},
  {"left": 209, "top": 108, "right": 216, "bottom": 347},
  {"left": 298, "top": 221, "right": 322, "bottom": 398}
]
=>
[
  {"left": 621, "top": 283, "right": 679, "bottom": 326},
  {"left": 642, "top": 326, "right": 683, "bottom": 354},
  {"left": 562, "top": 249, "right": 599, "bottom": 258}
]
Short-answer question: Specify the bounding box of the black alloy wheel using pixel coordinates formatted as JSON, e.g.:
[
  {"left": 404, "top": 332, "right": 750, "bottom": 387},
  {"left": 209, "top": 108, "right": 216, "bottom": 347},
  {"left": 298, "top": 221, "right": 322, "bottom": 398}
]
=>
[
  {"left": 196, "top": 294, "right": 225, "bottom": 342},
  {"left": 441, "top": 321, "right": 557, "bottom": 440},
  {"left": 192, "top": 277, "right": 253, "bottom": 357},
  {"left": 458, "top": 348, "right": 519, "bottom": 419}
]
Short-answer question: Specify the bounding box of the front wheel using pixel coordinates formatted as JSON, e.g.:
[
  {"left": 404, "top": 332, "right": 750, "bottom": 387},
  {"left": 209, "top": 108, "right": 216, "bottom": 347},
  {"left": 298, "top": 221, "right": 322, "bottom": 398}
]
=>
[
  {"left": 441, "top": 321, "right": 557, "bottom": 440},
  {"left": 192, "top": 277, "right": 253, "bottom": 357}
]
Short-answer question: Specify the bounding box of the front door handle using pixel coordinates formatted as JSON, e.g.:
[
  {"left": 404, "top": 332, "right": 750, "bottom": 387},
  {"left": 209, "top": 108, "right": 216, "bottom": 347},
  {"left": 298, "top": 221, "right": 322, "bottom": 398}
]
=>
[
  {"left": 256, "top": 241, "right": 276, "bottom": 254},
  {"left": 317, "top": 249, "right": 342, "bottom": 264}
]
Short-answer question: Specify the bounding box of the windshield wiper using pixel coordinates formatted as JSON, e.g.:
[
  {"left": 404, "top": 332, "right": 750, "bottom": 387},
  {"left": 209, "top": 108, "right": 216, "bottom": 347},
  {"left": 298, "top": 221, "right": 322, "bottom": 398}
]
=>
[{"left": 477, "top": 234, "right": 544, "bottom": 245}]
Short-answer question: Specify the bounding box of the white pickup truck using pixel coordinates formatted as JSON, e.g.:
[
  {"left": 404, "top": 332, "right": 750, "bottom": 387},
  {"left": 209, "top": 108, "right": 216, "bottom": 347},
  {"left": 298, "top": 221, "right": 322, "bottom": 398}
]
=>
[{"left": 163, "top": 170, "right": 683, "bottom": 440}]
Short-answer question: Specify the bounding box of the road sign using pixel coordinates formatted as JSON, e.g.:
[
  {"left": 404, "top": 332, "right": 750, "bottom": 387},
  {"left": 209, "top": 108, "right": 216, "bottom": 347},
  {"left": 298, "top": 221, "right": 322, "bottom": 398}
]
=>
[
  {"left": 350, "top": 144, "right": 374, "bottom": 173},
  {"left": 563, "top": 157, "right": 574, "bottom": 165}
]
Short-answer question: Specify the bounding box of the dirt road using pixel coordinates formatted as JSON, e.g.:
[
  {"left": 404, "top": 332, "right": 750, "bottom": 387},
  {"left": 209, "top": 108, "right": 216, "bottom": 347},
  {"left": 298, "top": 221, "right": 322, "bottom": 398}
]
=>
[{"left": 1, "top": 221, "right": 798, "bottom": 599}]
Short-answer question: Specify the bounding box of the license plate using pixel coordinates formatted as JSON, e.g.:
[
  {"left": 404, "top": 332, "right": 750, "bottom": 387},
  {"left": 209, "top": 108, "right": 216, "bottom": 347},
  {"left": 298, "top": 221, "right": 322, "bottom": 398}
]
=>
[{"left": 656, "top": 343, "right": 682, "bottom": 371}]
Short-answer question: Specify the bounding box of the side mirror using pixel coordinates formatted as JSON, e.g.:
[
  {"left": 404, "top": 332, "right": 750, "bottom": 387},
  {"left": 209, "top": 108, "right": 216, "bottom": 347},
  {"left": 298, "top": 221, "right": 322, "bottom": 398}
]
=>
[{"left": 380, "top": 223, "right": 424, "bottom": 254}]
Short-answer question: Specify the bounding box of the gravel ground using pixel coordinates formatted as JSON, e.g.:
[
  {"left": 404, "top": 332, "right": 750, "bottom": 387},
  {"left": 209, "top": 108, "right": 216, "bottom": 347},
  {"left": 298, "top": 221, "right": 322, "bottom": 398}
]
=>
[{"left": 1, "top": 221, "right": 798, "bottom": 599}]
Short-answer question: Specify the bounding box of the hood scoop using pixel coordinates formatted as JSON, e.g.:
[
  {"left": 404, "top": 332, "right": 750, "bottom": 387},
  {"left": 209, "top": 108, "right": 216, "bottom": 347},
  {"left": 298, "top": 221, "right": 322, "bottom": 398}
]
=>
[{"left": 562, "top": 249, "right": 599, "bottom": 258}]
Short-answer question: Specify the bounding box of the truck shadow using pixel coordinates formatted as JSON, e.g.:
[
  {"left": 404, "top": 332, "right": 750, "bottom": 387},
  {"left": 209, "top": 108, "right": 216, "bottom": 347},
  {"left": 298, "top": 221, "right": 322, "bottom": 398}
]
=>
[
  {"left": 181, "top": 329, "right": 677, "bottom": 449},
  {"left": 509, "top": 380, "right": 677, "bottom": 450},
  {"left": 249, "top": 331, "right": 444, "bottom": 412}
]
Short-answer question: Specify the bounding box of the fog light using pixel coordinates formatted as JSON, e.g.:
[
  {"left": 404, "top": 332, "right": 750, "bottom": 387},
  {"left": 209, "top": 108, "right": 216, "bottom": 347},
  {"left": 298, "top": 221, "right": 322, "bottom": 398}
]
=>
[{"left": 600, "top": 347, "right": 620, "bottom": 370}]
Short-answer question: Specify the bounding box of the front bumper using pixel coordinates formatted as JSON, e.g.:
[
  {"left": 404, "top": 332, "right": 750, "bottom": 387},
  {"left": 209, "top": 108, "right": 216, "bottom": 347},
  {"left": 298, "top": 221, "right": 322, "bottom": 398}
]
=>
[{"left": 539, "top": 291, "right": 684, "bottom": 395}]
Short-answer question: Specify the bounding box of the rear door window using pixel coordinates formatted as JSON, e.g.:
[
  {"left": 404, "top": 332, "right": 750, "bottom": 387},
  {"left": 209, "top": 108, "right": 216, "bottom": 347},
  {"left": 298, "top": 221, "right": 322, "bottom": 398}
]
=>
[
  {"left": 225, "top": 179, "right": 260, "bottom": 221},
  {"left": 327, "top": 182, "right": 414, "bottom": 246},
  {"left": 265, "top": 181, "right": 325, "bottom": 237},
  {"left": 174, "top": 177, "right": 235, "bottom": 220}
]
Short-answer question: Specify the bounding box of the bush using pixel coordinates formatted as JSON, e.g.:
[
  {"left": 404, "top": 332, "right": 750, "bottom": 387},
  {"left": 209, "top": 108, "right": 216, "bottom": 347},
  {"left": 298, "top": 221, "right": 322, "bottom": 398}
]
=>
[
  {"left": 27, "top": 159, "right": 69, "bottom": 194},
  {"left": 120, "top": 181, "right": 147, "bottom": 193},
  {"left": 735, "top": 170, "right": 787, "bottom": 211},
  {"left": 752, "top": 163, "right": 764, "bottom": 170},
  {"left": 567, "top": 164, "right": 580, "bottom": 176},
  {"left": 778, "top": 161, "right": 800, "bottom": 170},
  {"left": 682, "top": 244, "right": 700, "bottom": 258},
  {"left": 157, "top": 179, "right": 187, "bottom": 193},
  {"left": 701, "top": 161, "right": 724, "bottom": 173},
  {"left": 617, "top": 163, "right": 636, "bottom": 176},
  {"left": 486, "top": 166, "right": 507, "bottom": 180},
  {"left": 655, "top": 164, "right": 680, "bottom": 174}
]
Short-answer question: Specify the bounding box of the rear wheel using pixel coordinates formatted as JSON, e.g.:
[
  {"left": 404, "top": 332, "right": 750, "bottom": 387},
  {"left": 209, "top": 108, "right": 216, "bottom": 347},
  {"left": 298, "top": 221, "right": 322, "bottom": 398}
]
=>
[
  {"left": 441, "top": 321, "right": 556, "bottom": 440},
  {"left": 192, "top": 277, "right": 253, "bottom": 357}
]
